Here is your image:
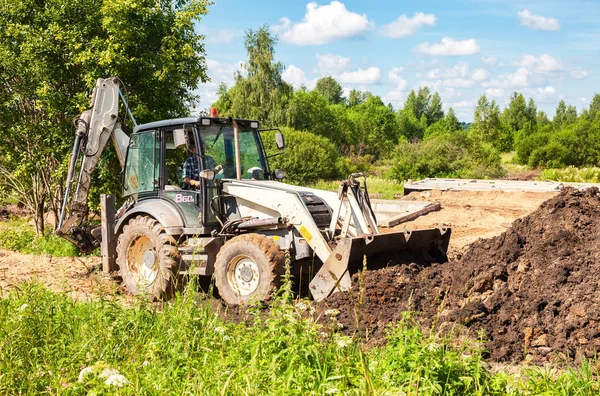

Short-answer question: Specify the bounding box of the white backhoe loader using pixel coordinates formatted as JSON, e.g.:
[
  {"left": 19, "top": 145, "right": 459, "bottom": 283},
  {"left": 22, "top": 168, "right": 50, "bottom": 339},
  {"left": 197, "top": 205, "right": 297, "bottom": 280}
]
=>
[{"left": 57, "top": 78, "right": 451, "bottom": 304}]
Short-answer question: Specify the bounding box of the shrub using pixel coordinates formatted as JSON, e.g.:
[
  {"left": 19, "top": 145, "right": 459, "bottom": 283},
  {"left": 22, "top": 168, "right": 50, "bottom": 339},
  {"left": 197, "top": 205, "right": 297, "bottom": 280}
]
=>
[
  {"left": 262, "top": 127, "right": 340, "bottom": 184},
  {"left": 391, "top": 131, "right": 505, "bottom": 181}
]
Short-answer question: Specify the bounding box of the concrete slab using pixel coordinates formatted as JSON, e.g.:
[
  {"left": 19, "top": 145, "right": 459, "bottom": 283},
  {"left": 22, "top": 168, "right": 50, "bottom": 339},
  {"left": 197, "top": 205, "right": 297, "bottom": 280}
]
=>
[
  {"left": 371, "top": 199, "right": 441, "bottom": 228},
  {"left": 403, "top": 178, "right": 600, "bottom": 194}
]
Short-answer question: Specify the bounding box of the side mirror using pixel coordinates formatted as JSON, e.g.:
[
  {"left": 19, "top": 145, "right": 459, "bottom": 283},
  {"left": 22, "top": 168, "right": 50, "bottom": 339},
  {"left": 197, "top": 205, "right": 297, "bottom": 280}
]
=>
[
  {"left": 173, "top": 129, "right": 187, "bottom": 149},
  {"left": 275, "top": 132, "right": 285, "bottom": 150},
  {"left": 200, "top": 169, "right": 215, "bottom": 181}
]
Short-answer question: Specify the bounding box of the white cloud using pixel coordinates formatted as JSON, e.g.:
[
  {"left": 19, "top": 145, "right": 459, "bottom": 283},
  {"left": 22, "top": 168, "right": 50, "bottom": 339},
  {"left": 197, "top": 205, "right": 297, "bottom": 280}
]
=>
[
  {"left": 427, "top": 62, "right": 469, "bottom": 79},
  {"left": 314, "top": 53, "right": 351, "bottom": 74},
  {"left": 451, "top": 100, "right": 477, "bottom": 109},
  {"left": 383, "top": 89, "right": 408, "bottom": 108},
  {"left": 482, "top": 68, "right": 529, "bottom": 89},
  {"left": 379, "top": 12, "right": 436, "bottom": 38},
  {"left": 522, "top": 86, "right": 557, "bottom": 102},
  {"left": 517, "top": 9, "right": 560, "bottom": 32},
  {"left": 415, "top": 37, "right": 480, "bottom": 56},
  {"left": 388, "top": 67, "right": 407, "bottom": 90},
  {"left": 485, "top": 88, "right": 504, "bottom": 98},
  {"left": 472, "top": 68, "right": 490, "bottom": 81},
  {"left": 481, "top": 56, "right": 501, "bottom": 66},
  {"left": 197, "top": 59, "right": 243, "bottom": 107},
  {"left": 443, "top": 78, "right": 475, "bottom": 88},
  {"left": 572, "top": 70, "right": 590, "bottom": 79},
  {"left": 206, "top": 29, "right": 237, "bottom": 44},
  {"left": 274, "top": 1, "right": 373, "bottom": 46},
  {"left": 338, "top": 67, "right": 381, "bottom": 84},
  {"left": 282, "top": 65, "right": 309, "bottom": 89},
  {"left": 515, "top": 54, "right": 564, "bottom": 72}
]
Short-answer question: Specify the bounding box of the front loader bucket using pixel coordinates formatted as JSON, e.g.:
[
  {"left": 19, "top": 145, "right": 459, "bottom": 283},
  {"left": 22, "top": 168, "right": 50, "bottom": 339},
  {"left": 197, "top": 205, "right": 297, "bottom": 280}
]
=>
[{"left": 309, "top": 227, "right": 451, "bottom": 301}]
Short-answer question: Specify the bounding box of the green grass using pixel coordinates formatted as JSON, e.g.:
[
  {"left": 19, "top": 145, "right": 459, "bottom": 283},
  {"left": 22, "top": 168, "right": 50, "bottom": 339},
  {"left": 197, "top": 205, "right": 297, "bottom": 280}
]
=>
[
  {"left": 0, "top": 217, "right": 78, "bottom": 256},
  {"left": 307, "top": 177, "right": 404, "bottom": 199},
  {"left": 1, "top": 279, "right": 599, "bottom": 395}
]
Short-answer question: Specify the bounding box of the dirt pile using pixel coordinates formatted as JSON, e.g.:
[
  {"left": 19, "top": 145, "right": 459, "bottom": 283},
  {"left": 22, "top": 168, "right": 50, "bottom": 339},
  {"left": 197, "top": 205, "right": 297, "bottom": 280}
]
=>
[{"left": 323, "top": 187, "right": 600, "bottom": 363}]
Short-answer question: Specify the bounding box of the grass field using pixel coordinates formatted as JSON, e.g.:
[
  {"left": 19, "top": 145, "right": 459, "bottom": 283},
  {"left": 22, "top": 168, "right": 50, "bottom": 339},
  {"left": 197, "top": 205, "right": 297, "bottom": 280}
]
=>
[{"left": 1, "top": 274, "right": 599, "bottom": 395}]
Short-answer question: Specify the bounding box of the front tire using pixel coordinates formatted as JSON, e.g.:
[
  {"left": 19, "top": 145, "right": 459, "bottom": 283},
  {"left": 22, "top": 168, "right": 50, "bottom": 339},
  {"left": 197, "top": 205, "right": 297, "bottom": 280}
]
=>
[
  {"left": 116, "top": 215, "right": 181, "bottom": 300},
  {"left": 214, "top": 234, "right": 284, "bottom": 306}
]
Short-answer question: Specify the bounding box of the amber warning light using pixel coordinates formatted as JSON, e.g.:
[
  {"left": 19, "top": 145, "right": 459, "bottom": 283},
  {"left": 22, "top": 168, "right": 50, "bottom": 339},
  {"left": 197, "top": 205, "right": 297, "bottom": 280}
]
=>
[{"left": 209, "top": 107, "right": 219, "bottom": 117}]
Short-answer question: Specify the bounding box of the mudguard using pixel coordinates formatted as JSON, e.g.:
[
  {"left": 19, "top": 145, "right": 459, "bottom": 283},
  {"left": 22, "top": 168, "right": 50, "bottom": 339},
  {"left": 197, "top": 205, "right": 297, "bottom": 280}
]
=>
[{"left": 115, "top": 198, "right": 186, "bottom": 236}]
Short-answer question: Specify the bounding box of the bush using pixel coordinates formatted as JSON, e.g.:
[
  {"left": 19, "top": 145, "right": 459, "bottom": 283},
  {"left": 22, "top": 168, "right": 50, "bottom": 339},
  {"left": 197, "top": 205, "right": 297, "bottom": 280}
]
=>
[
  {"left": 0, "top": 218, "right": 78, "bottom": 256},
  {"left": 391, "top": 131, "right": 505, "bottom": 181},
  {"left": 262, "top": 127, "right": 340, "bottom": 184}
]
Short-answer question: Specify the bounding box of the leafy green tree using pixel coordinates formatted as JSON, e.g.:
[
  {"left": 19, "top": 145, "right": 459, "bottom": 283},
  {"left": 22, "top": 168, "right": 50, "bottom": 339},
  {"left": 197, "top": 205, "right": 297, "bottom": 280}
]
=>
[
  {"left": 444, "top": 107, "right": 460, "bottom": 133},
  {"left": 427, "top": 92, "right": 444, "bottom": 125},
  {"left": 536, "top": 110, "right": 550, "bottom": 126},
  {"left": 262, "top": 128, "right": 340, "bottom": 184},
  {"left": 347, "top": 89, "right": 363, "bottom": 107},
  {"left": 314, "top": 76, "right": 344, "bottom": 105},
  {"left": 213, "top": 25, "right": 292, "bottom": 127},
  {"left": 397, "top": 109, "right": 424, "bottom": 140},
  {"left": 347, "top": 96, "right": 398, "bottom": 157},
  {"left": 589, "top": 94, "right": 600, "bottom": 120},
  {"left": 0, "top": 0, "right": 210, "bottom": 234},
  {"left": 286, "top": 90, "right": 342, "bottom": 143},
  {"left": 472, "top": 95, "right": 512, "bottom": 151},
  {"left": 502, "top": 92, "right": 528, "bottom": 134}
]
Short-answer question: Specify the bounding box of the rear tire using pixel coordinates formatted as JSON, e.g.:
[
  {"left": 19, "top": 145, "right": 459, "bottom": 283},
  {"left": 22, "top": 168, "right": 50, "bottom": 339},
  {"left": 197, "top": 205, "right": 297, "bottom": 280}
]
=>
[
  {"left": 214, "top": 234, "right": 284, "bottom": 306},
  {"left": 116, "top": 215, "right": 181, "bottom": 300}
]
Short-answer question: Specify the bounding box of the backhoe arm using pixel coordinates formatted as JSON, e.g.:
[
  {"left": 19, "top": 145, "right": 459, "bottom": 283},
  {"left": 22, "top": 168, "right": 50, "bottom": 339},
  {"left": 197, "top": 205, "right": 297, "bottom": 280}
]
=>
[{"left": 56, "top": 77, "right": 132, "bottom": 252}]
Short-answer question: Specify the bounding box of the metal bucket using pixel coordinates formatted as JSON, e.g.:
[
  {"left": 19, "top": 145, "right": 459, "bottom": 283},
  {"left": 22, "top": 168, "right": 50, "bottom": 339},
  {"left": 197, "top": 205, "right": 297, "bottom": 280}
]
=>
[{"left": 309, "top": 227, "right": 451, "bottom": 301}]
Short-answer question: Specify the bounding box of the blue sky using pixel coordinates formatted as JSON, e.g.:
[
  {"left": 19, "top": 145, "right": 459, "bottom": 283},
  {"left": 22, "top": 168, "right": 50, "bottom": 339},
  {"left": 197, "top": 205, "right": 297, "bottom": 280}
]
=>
[{"left": 196, "top": 0, "right": 600, "bottom": 121}]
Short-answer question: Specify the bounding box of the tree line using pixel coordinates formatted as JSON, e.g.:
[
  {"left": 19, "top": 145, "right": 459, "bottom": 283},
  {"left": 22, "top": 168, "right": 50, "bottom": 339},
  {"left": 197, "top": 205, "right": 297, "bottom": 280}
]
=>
[{"left": 214, "top": 26, "right": 600, "bottom": 184}]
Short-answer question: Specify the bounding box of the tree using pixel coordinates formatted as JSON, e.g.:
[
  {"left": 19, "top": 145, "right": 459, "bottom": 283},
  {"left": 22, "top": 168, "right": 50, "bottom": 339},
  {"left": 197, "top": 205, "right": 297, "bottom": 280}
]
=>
[
  {"left": 213, "top": 25, "right": 292, "bottom": 127},
  {"left": 444, "top": 107, "right": 460, "bottom": 133},
  {"left": 314, "top": 76, "right": 344, "bottom": 105},
  {"left": 589, "top": 94, "right": 600, "bottom": 120},
  {"left": 472, "top": 95, "right": 512, "bottom": 151},
  {"left": 427, "top": 92, "right": 444, "bottom": 125},
  {"left": 502, "top": 92, "right": 528, "bottom": 133},
  {"left": 0, "top": 0, "right": 210, "bottom": 235},
  {"left": 348, "top": 89, "right": 363, "bottom": 107},
  {"left": 347, "top": 96, "right": 398, "bottom": 157},
  {"left": 286, "top": 90, "right": 342, "bottom": 143}
]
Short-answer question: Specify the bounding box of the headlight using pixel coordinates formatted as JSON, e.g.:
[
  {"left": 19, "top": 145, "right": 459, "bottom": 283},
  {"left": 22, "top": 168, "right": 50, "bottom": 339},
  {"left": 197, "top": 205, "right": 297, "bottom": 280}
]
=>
[{"left": 274, "top": 169, "right": 285, "bottom": 180}]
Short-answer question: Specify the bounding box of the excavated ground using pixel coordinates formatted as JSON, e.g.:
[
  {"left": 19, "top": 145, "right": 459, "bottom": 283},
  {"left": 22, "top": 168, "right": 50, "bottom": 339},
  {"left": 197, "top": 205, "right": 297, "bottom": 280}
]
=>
[{"left": 321, "top": 187, "right": 600, "bottom": 363}]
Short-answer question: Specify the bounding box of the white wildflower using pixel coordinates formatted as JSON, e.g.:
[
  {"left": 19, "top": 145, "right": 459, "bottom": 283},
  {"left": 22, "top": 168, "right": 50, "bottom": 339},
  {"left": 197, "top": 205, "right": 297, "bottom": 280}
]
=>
[
  {"left": 98, "top": 367, "right": 120, "bottom": 379},
  {"left": 295, "top": 302, "right": 308, "bottom": 311},
  {"left": 324, "top": 309, "right": 340, "bottom": 317},
  {"left": 319, "top": 332, "right": 329, "bottom": 338},
  {"left": 309, "top": 306, "right": 316, "bottom": 315},
  {"left": 325, "top": 387, "right": 338, "bottom": 394},
  {"left": 336, "top": 322, "right": 344, "bottom": 329},
  {"left": 427, "top": 342, "right": 440, "bottom": 351},
  {"left": 214, "top": 326, "right": 226, "bottom": 334},
  {"left": 78, "top": 367, "right": 94, "bottom": 383},
  {"left": 142, "top": 360, "right": 150, "bottom": 368},
  {"left": 19, "top": 304, "right": 29, "bottom": 312},
  {"left": 336, "top": 337, "right": 352, "bottom": 348},
  {"left": 104, "top": 374, "right": 130, "bottom": 387},
  {"left": 223, "top": 335, "right": 231, "bottom": 341}
]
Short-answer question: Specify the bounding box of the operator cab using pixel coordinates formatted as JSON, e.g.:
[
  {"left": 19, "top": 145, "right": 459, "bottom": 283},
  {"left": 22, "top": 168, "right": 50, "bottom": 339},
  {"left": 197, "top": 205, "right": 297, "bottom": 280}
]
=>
[{"left": 122, "top": 111, "right": 285, "bottom": 232}]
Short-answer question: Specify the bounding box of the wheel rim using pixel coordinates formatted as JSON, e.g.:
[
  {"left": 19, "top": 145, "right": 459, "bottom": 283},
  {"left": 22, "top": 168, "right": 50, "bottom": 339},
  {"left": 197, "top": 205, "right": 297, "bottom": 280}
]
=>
[
  {"left": 127, "top": 235, "right": 159, "bottom": 287},
  {"left": 227, "top": 255, "right": 260, "bottom": 296}
]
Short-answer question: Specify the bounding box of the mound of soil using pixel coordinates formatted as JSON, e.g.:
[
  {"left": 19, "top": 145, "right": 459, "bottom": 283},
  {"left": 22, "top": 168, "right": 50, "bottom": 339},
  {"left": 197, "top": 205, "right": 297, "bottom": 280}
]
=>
[{"left": 322, "top": 187, "right": 600, "bottom": 363}]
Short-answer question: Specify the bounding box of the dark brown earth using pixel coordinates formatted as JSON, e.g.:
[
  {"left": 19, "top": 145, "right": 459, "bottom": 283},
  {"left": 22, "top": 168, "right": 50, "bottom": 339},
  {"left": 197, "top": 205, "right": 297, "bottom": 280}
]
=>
[{"left": 321, "top": 187, "right": 600, "bottom": 364}]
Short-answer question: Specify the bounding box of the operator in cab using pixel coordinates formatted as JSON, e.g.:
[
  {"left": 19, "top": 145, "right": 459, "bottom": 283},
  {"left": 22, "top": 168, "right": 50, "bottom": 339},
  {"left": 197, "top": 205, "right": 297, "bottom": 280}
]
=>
[{"left": 182, "top": 145, "right": 217, "bottom": 189}]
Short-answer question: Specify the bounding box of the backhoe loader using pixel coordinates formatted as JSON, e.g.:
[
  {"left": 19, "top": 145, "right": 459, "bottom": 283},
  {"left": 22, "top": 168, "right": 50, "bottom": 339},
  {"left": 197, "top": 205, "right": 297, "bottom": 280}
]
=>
[{"left": 57, "top": 77, "right": 451, "bottom": 304}]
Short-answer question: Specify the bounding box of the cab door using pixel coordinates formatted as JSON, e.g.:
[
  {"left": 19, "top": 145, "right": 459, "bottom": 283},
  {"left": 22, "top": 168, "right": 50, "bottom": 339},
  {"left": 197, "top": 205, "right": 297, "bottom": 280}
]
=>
[{"left": 159, "top": 127, "right": 203, "bottom": 228}]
